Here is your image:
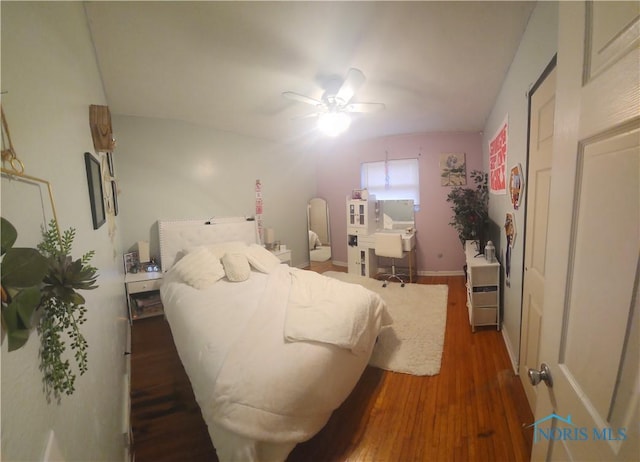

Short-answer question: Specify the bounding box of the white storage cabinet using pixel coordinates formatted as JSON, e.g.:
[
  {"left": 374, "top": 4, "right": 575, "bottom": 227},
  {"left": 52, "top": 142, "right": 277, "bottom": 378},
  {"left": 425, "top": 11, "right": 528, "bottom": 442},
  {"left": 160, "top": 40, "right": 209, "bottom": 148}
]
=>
[{"left": 465, "top": 241, "right": 500, "bottom": 332}]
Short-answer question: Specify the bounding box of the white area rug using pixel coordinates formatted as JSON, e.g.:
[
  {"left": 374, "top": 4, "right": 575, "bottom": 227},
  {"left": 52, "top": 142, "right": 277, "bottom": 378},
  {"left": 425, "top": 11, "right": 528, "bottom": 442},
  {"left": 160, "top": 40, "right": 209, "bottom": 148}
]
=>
[
  {"left": 310, "top": 246, "right": 331, "bottom": 262},
  {"left": 324, "top": 271, "right": 448, "bottom": 376}
]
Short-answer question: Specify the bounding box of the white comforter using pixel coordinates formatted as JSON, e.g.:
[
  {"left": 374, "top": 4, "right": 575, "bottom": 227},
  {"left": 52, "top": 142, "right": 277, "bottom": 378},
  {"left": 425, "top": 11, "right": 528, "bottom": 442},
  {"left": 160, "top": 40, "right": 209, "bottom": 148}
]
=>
[{"left": 161, "top": 265, "right": 388, "bottom": 459}]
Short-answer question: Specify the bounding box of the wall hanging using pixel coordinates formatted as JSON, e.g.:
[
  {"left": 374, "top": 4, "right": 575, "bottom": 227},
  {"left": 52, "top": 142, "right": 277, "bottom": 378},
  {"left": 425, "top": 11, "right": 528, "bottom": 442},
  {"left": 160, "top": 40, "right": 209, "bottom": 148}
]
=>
[
  {"left": 89, "top": 104, "right": 116, "bottom": 152},
  {"left": 489, "top": 116, "right": 508, "bottom": 195},
  {"left": 1, "top": 105, "right": 98, "bottom": 400},
  {"left": 440, "top": 153, "right": 466, "bottom": 186},
  {"left": 509, "top": 163, "right": 524, "bottom": 210},
  {"left": 84, "top": 152, "right": 106, "bottom": 229}
]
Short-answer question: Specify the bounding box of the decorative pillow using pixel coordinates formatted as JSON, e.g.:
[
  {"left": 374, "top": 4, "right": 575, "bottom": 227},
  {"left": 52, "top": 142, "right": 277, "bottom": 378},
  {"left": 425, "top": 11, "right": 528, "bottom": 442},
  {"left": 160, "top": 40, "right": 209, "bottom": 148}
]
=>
[
  {"left": 245, "top": 244, "right": 282, "bottom": 273},
  {"left": 207, "top": 241, "right": 249, "bottom": 259},
  {"left": 221, "top": 252, "right": 251, "bottom": 282},
  {"left": 184, "top": 241, "right": 249, "bottom": 258},
  {"left": 172, "top": 246, "right": 225, "bottom": 289}
]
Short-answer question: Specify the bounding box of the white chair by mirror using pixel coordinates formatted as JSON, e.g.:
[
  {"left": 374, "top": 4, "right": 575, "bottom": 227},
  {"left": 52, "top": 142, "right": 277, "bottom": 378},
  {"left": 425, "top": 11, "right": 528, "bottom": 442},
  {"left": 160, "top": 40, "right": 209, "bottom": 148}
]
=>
[{"left": 374, "top": 232, "right": 408, "bottom": 287}]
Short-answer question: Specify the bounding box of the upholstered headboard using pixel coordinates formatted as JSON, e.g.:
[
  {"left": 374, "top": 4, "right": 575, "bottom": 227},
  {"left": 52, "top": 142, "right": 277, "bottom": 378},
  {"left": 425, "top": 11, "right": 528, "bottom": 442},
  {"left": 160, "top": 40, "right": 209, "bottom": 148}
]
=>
[{"left": 158, "top": 217, "right": 259, "bottom": 272}]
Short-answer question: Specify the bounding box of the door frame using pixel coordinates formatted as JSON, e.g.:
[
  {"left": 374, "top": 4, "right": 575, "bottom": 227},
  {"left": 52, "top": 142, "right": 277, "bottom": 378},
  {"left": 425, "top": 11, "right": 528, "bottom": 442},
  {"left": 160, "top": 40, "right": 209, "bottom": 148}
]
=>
[{"left": 518, "top": 54, "right": 557, "bottom": 372}]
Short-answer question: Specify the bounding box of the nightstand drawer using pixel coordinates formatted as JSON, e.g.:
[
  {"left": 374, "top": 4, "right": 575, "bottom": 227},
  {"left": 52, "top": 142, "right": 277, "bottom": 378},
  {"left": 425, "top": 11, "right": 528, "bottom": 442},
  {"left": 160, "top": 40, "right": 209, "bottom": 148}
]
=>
[{"left": 128, "top": 278, "right": 162, "bottom": 294}]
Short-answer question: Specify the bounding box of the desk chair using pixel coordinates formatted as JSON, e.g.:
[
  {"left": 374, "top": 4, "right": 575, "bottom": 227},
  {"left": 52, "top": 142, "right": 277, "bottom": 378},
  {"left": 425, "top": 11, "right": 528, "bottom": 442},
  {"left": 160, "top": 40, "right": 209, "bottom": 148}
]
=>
[{"left": 374, "top": 233, "right": 408, "bottom": 287}]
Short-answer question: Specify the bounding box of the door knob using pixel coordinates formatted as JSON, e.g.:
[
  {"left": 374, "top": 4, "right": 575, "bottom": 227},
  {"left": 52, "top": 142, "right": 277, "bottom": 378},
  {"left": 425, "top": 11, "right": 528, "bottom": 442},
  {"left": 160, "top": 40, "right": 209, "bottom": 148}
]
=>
[{"left": 528, "top": 363, "right": 553, "bottom": 387}]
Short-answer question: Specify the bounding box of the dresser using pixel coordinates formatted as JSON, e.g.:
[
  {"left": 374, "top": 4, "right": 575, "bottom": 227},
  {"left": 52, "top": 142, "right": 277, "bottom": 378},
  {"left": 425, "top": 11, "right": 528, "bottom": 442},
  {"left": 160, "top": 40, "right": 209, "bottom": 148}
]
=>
[{"left": 465, "top": 241, "right": 500, "bottom": 332}]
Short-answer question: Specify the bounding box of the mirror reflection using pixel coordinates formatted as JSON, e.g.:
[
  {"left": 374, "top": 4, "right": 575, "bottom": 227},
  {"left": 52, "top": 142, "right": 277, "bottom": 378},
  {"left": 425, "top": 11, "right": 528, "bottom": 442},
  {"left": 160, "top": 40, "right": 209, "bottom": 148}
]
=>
[
  {"left": 378, "top": 199, "right": 415, "bottom": 230},
  {"left": 308, "top": 197, "right": 332, "bottom": 271}
]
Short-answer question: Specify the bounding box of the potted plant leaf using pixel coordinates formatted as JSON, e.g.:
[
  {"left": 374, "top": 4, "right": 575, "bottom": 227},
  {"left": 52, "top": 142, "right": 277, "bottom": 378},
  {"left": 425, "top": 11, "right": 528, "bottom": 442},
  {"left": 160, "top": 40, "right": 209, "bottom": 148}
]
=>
[
  {"left": 446, "top": 170, "right": 489, "bottom": 252},
  {"left": 1, "top": 217, "right": 49, "bottom": 350},
  {"left": 1, "top": 217, "right": 98, "bottom": 399}
]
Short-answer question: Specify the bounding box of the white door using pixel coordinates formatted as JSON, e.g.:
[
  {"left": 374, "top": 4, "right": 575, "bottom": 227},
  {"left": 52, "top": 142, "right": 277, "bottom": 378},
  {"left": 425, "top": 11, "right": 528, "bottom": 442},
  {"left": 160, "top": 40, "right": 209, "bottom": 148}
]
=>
[
  {"left": 519, "top": 65, "right": 556, "bottom": 410},
  {"left": 530, "top": 2, "right": 639, "bottom": 461}
]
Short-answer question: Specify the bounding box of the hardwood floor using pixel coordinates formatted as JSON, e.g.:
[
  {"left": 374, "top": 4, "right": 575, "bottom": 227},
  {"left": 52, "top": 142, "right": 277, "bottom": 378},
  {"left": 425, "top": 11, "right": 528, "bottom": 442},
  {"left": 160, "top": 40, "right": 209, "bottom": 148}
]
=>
[{"left": 131, "top": 267, "right": 533, "bottom": 461}]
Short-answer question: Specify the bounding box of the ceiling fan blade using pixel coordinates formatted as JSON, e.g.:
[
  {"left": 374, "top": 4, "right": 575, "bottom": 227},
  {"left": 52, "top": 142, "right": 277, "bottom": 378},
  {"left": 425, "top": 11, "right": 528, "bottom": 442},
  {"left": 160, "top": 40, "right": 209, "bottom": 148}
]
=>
[
  {"left": 335, "top": 68, "right": 366, "bottom": 105},
  {"left": 291, "top": 111, "right": 323, "bottom": 120},
  {"left": 282, "top": 91, "right": 323, "bottom": 107},
  {"left": 345, "top": 102, "right": 385, "bottom": 113}
]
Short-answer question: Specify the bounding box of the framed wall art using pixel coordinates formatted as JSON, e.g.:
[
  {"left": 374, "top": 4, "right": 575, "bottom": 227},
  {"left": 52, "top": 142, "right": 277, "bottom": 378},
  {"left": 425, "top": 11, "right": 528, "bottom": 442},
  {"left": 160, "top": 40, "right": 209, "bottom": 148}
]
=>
[
  {"left": 84, "top": 152, "right": 106, "bottom": 229},
  {"left": 489, "top": 116, "right": 508, "bottom": 194},
  {"left": 509, "top": 163, "right": 524, "bottom": 210},
  {"left": 440, "top": 153, "right": 466, "bottom": 186}
]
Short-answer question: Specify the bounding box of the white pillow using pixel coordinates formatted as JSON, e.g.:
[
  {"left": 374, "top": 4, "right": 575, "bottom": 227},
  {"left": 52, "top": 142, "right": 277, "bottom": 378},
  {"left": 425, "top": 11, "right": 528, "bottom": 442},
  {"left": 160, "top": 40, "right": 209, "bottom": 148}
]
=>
[
  {"left": 221, "top": 252, "right": 251, "bottom": 282},
  {"left": 207, "top": 241, "right": 249, "bottom": 259},
  {"left": 184, "top": 242, "right": 249, "bottom": 258},
  {"left": 245, "top": 244, "right": 282, "bottom": 273},
  {"left": 172, "top": 246, "right": 225, "bottom": 289}
]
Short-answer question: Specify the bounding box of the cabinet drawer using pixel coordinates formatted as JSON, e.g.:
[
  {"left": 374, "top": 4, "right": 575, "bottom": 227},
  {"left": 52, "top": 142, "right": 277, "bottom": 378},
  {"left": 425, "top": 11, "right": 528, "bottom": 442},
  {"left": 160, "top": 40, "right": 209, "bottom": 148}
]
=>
[
  {"left": 469, "top": 266, "right": 498, "bottom": 286},
  {"left": 474, "top": 307, "right": 497, "bottom": 325},
  {"left": 128, "top": 279, "right": 162, "bottom": 294},
  {"left": 472, "top": 288, "right": 498, "bottom": 306}
]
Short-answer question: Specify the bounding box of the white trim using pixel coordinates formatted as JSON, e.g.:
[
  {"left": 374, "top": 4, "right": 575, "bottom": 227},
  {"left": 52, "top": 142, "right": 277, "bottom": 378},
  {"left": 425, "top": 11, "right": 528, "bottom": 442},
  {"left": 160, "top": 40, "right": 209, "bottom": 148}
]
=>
[
  {"left": 418, "top": 270, "right": 466, "bottom": 277},
  {"left": 501, "top": 325, "right": 519, "bottom": 374}
]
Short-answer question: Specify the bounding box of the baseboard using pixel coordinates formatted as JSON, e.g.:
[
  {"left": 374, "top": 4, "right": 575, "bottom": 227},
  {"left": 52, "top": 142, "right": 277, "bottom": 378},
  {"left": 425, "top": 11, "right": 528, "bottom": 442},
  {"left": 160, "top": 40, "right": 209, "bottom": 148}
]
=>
[
  {"left": 501, "top": 327, "right": 519, "bottom": 374},
  {"left": 419, "top": 270, "right": 466, "bottom": 277},
  {"left": 332, "top": 260, "right": 348, "bottom": 268}
]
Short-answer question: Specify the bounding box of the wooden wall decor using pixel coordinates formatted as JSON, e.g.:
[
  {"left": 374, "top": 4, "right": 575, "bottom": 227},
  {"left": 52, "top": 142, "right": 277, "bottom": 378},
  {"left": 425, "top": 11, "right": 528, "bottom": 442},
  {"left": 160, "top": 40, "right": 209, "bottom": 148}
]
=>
[{"left": 89, "top": 104, "right": 116, "bottom": 152}]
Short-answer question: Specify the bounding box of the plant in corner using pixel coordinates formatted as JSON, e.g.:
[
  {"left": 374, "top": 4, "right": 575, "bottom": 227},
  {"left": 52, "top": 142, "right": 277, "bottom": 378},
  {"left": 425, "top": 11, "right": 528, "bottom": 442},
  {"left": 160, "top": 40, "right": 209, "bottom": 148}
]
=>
[
  {"left": 446, "top": 170, "right": 489, "bottom": 250},
  {"left": 0, "top": 217, "right": 98, "bottom": 399}
]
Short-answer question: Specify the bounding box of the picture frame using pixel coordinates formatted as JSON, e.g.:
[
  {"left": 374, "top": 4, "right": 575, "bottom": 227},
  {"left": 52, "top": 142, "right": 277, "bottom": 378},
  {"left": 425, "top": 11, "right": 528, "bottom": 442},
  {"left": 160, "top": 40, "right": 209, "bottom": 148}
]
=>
[
  {"left": 111, "top": 180, "right": 119, "bottom": 216},
  {"left": 84, "top": 152, "right": 106, "bottom": 229},
  {"left": 106, "top": 151, "right": 115, "bottom": 177},
  {"left": 509, "top": 163, "right": 524, "bottom": 210},
  {"left": 440, "top": 153, "right": 467, "bottom": 186},
  {"left": 123, "top": 251, "right": 139, "bottom": 274}
]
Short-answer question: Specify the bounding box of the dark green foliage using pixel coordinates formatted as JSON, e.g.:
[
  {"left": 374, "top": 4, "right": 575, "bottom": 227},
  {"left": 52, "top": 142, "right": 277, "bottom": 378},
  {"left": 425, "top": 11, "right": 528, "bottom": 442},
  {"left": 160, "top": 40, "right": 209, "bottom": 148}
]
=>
[
  {"left": 1, "top": 217, "right": 49, "bottom": 351},
  {"left": 446, "top": 170, "right": 489, "bottom": 247},
  {"left": 38, "top": 220, "right": 97, "bottom": 400},
  {"left": 1, "top": 217, "right": 98, "bottom": 400}
]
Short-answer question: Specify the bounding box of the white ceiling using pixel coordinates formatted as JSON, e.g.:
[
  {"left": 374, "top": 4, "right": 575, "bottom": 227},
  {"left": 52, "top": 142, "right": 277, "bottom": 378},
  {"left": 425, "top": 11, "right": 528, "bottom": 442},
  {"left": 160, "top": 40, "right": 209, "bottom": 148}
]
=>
[{"left": 85, "top": 1, "right": 536, "bottom": 145}]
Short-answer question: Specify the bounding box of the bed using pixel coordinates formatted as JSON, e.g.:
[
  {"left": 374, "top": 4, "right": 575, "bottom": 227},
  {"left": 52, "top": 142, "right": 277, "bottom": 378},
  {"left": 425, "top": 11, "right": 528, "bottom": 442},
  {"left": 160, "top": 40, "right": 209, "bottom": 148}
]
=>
[{"left": 158, "top": 218, "right": 389, "bottom": 461}]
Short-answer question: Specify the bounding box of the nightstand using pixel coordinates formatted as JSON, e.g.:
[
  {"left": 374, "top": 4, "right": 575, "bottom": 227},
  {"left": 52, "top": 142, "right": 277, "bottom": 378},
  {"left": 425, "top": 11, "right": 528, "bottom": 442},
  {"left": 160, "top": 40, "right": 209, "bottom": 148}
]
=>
[
  {"left": 125, "top": 271, "right": 164, "bottom": 322},
  {"left": 271, "top": 248, "right": 292, "bottom": 265}
]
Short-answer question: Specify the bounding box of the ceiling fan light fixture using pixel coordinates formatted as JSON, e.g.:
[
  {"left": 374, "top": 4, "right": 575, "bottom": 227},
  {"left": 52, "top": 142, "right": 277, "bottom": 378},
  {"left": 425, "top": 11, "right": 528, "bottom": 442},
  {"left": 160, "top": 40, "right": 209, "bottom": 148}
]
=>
[{"left": 317, "top": 111, "right": 351, "bottom": 137}]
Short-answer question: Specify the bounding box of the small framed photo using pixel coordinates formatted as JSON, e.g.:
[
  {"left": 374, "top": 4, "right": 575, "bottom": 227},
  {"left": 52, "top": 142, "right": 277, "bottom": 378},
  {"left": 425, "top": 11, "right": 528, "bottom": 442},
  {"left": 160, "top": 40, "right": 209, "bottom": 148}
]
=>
[
  {"left": 106, "top": 151, "right": 115, "bottom": 177},
  {"left": 351, "top": 189, "right": 363, "bottom": 200},
  {"left": 124, "top": 251, "right": 139, "bottom": 273}
]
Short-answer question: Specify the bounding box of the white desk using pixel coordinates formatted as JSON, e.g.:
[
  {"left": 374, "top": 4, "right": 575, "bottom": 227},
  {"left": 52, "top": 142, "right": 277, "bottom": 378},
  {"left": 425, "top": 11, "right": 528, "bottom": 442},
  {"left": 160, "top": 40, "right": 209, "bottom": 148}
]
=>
[{"left": 350, "top": 230, "right": 417, "bottom": 282}]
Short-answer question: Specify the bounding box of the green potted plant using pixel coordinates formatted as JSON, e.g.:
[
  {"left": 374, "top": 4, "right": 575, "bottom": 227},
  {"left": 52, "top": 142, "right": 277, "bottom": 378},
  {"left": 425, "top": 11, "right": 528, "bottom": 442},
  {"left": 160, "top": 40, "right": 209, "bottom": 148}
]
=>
[
  {"left": 446, "top": 170, "right": 489, "bottom": 251},
  {"left": 1, "top": 217, "right": 49, "bottom": 350},
  {"left": 1, "top": 217, "right": 98, "bottom": 399}
]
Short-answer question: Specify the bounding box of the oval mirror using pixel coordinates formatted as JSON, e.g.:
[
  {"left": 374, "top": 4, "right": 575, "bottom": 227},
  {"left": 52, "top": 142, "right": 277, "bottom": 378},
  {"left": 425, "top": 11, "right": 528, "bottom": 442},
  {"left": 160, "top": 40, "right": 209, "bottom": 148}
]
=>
[{"left": 307, "top": 197, "right": 331, "bottom": 271}]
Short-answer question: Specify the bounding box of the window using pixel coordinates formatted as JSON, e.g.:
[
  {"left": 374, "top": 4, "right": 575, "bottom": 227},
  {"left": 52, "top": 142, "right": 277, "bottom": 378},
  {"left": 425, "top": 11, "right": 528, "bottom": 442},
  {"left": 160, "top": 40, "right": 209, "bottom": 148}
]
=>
[{"left": 361, "top": 158, "right": 420, "bottom": 208}]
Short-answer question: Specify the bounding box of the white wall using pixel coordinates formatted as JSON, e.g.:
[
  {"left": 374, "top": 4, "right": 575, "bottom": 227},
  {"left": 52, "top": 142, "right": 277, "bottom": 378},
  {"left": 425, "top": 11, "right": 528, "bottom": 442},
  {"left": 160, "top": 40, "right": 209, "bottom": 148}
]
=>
[
  {"left": 1, "top": 3, "right": 127, "bottom": 461},
  {"left": 482, "top": 1, "right": 558, "bottom": 369},
  {"left": 112, "top": 115, "right": 317, "bottom": 268}
]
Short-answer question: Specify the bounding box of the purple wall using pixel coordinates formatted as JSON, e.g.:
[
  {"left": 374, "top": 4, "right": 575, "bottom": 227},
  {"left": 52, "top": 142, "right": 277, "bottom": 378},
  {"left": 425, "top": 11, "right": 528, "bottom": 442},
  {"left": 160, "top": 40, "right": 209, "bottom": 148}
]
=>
[{"left": 316, "top": 132, "right": 483, "bottom": 273}]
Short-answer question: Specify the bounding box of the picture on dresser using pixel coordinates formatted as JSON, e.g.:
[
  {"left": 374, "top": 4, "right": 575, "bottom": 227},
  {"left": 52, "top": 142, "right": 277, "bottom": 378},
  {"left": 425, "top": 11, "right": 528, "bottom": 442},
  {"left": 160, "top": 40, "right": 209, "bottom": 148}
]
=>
[{"left": 124, "top": 251, "right": 139, "bottom": 274}]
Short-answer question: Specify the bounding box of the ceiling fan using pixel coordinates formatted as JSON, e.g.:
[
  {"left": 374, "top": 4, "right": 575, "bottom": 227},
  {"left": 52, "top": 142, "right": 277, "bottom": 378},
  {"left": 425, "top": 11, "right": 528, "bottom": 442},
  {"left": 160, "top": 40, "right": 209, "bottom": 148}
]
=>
[{"left": 282, "top": 68, "right": 385, "bottom": 136}]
